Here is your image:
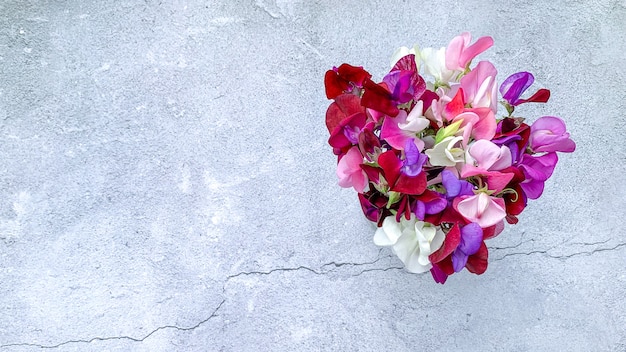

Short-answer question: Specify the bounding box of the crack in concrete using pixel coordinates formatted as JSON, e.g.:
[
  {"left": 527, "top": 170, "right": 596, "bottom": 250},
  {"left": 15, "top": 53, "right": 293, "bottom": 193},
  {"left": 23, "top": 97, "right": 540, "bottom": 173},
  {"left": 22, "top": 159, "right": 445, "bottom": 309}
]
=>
[
  {"left": 226, "top": 250, "right": 393, "bottom": 280},
  {"left": 488, "top": 239, "right": 534, "bottom": 250},
  {"left": 2, "top": 251, "right": 403, "bottom": 349},
  {"left": 225, "top": 261, "right": 405, "bottom": 280},
  {"left": 0, "top": 299, "right": 226, "bottom": 349},
  {"left": 493, "top": 242, "right": 626, "bottom": 261},
  {"left": 6, "top": 240, "right": 624, "bottom": 349}
]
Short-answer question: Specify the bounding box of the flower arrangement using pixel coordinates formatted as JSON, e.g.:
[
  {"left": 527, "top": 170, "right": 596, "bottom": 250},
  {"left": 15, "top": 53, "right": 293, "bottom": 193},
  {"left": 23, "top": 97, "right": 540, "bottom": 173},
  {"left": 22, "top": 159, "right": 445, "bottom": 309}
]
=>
[{"left": 324, "top": 33, "right": 575, "bottom": 284}]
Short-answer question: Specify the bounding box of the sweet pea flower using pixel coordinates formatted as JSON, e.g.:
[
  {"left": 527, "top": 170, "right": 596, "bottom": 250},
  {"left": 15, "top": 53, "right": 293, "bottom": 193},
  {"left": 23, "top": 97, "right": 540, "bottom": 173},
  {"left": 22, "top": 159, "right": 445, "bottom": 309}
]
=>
[
  {"left": 424, "top": 136, "right": 465, "bottom": 167},
  {"left": 390, "top": 53, "right": 427, "bottom": 101},
  {"left": 417, "top": 46, "right": 456, "bottom": 84},
  {"left": 374, "top": 215, "right": 445, "bottom": 273},
  {"left": 452, "top": 223, "right": 484, "bottom": 272},
  {"left": 441, "top": 170, "right": 475, "bottom": 199},
  {"left": 413, "top": 190, "right": 448, "bottom": 221},
  {"left": 454, "top": 192, "right": 507, "bottom": 228},
  {"left": 461, "top": 140, "right": 515, "bottom": 192},
  {"left": 380, "top": 101, "right": 430, "bottom": 151},
  {"left": 460, "top": 61, "right": 498, "bottom": 112},
  {"left": 444, "top": 88, "right": 497, "bottom": 140},
  {"left": 324, "top": 63, "right": 372, "bottom": 99},
  {"left": 336, "top": 146, "right": 368, "bottom": 193},
  {"left": 377, "top": 141, "right": 428, "bottom": 195},
  {"left": 445, "top": 32, "right": 494, "bottom": 72},
  {"left": 428, "top": 223, "right": 489, "bottom": 283},
  {"left": 328, "top": 111, "right": 370, "bottom": 156},
  {"left": 518, "top": 152, "right": 558, "bottom": 199},
  {"left": 465, "top": 139, "right": 512, "bottom": 171},
  {"left": 529, "top": 116, "right": 576, "bottom": 153},
  {"left": 500, "top": 71, "right": 550, "bottom": 107}
]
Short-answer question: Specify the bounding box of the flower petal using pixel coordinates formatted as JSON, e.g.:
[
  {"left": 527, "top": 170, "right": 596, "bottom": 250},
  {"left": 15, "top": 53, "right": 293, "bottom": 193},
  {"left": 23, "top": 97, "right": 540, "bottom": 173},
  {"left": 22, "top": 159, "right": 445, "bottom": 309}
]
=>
[
  {"left": 429, "top": 223, "right": 461, "bottom": 263},
  {"left": 373, "top": 217, "right": 402, "bottom": 246},
  {"left": 452, "top": 249, "right": 468, "bottom": 272},
  {"left": 459, "top": 222, "right": 484, "bottom": 255},
  {"left": 465, "top": 242, "right": 488, "bottom": 274}
]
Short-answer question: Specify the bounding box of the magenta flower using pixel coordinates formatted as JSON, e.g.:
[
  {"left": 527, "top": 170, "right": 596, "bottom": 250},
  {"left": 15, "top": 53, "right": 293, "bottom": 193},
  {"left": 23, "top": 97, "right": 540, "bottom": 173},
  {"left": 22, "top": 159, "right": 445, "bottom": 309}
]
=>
[
  {"left": 382, "top": 70, "right": 417, "bottom": 105},
  {"left": 518, "top": 152, "right": 558, "bottom": 199},
  {"left": 380, "top": 102, "right": 429, "bottom": 151},
  {"left": 529, "top": 116, "right": 576, "bottom": 153},
  {"left": 500, "top": 72, "right": 550, "bottom": 106},
  {"left": 390, "top": 54, "right": 426, "bottom": 101}
]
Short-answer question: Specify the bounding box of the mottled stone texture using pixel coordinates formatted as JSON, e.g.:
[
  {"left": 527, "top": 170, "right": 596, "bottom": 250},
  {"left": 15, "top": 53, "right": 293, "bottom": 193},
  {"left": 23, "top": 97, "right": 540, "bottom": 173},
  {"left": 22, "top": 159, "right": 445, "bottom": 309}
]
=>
[{"left": 0, "top": 0, "right": 624, "bottom": 351}]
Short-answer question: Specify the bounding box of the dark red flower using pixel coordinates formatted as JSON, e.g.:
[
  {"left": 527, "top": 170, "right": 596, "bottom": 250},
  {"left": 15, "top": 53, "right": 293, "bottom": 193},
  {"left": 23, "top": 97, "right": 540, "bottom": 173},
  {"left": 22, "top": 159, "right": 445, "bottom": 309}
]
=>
[{"left": 324, "top": 64, "right": 372, "bottom": 99}]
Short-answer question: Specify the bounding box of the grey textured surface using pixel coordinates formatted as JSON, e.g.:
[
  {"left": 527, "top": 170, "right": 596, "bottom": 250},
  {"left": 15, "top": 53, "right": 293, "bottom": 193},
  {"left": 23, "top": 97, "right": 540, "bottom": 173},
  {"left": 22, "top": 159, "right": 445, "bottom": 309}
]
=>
[{"left": 1, "top": 0, "right": 625, "bottom": 351}]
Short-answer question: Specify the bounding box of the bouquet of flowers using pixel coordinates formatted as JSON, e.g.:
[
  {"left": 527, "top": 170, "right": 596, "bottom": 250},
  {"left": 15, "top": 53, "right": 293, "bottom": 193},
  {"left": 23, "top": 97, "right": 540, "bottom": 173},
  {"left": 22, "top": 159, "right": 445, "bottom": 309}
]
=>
[{"left": 324, "top": 33, "right": 575, "bottom": 284}]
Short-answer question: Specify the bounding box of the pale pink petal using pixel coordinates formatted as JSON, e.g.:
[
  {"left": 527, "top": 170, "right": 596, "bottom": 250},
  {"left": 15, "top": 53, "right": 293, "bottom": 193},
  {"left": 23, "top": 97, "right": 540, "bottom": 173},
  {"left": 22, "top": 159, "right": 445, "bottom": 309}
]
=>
[
  {"left": 455, "top": 193, "right": 507, "bottom": 228},
  {"left": 478, "top": 197, "right": 506, "bottom": 228},
  {"left": 445, "top": 32, "right": 471, "bottom": 71},
  {"left": 468, "top": 140, "right": 501, "bottom": 170},
  {"left": 336, "top": 146, "right": 367, "bottom": 192}
]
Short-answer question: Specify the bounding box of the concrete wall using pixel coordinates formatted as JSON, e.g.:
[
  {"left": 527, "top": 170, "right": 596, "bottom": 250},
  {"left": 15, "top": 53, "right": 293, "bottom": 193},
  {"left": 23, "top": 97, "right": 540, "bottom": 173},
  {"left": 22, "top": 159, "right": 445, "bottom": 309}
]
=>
[{"left": 1, "top": 0, "right": 625, "bottom": 351}]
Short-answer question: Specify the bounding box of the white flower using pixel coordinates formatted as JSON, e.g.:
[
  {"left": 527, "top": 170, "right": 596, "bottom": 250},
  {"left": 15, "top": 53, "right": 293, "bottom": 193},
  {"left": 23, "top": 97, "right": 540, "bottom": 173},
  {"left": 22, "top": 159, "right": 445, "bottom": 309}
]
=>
[
  {"left": 373, "top": 215, "right": 445, "bottom": 273},
  {"left": 424, "top": 135, "right": 465, "bottom": 167},
  {"left": 416, "top": 46, "right": 456, "bottom": 84},
  {"left": 390, "top": 45, "right": 456, "bottom": 85}
]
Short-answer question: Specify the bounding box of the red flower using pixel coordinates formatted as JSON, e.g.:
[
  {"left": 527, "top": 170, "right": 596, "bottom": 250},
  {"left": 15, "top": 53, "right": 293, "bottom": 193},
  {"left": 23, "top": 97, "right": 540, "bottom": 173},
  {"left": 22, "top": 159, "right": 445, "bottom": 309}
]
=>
[{"left": 324, "top": 64, "right": 372, "bottom": 99}]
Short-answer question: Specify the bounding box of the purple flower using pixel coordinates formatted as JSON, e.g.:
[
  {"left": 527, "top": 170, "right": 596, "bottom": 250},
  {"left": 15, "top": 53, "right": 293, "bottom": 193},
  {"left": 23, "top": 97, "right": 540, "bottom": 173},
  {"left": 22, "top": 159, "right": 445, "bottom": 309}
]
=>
[
  {"left": 413, "top": 194, "right": 447, "bottom": 221},
  {"left": 529, "top": 116, "right": 576, "bottom": 153},
  {"left": 452, "top": 223, "right": 483, "bottom": 272},
  {"left": 441, "top": 170, "right": 474, "bottom": 199},
  {"left": 500, "top": 72, "right": 550, "bottom": 106},
  {"left": 383, "top": 70, "right": 415, "bottom": 105},
  {"left": 401, "top": 140, "right": 427, "bottom": 177}
]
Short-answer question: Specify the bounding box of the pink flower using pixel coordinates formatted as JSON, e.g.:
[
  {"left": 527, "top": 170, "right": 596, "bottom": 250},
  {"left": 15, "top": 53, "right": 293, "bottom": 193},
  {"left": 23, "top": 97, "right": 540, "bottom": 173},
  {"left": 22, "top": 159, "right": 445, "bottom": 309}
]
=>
[
  {"left": 529, "top": 116, "right": 576, "bottom": 153},
  {"left": 454, "top": 193, "right": 507, "bottom": 228},
  {"left": 460, "top": 61, "right": 498, "bottom": 112},
  {"left": 337, "top": 146, "right": 368, "bottom": 192},
  {"left": 466, "top": 140, "right": 513, "bottom": 171},
  {"left": 461, "top": 140, "right": 514, "bottom": 192},
  {"left": 445, "top": 32, "right": 494, "bottom": 71},
  {"left": 444, "top": 88, "right": 497, "bottom": 141}
]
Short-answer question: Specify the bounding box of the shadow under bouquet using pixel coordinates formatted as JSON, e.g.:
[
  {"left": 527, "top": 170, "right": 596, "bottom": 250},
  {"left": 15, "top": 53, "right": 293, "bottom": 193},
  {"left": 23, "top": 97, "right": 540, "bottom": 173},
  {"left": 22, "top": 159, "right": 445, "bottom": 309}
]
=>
[{"left": 324, "top": 33, "right": 575, "bottom": 284}]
